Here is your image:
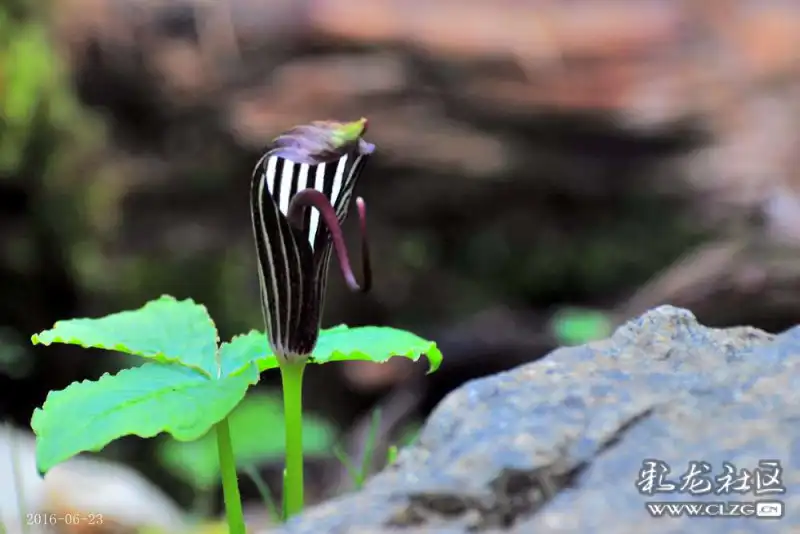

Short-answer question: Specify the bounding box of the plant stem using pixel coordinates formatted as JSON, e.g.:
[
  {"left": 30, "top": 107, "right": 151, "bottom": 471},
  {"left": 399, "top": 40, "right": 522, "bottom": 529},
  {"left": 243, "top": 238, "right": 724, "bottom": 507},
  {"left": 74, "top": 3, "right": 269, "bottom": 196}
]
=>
[
  {"left": 280, "top": 360, "right": 307, "bottom": 519},
  {"left": 216, "top": 417, "right": 246, "bottom": 534}
]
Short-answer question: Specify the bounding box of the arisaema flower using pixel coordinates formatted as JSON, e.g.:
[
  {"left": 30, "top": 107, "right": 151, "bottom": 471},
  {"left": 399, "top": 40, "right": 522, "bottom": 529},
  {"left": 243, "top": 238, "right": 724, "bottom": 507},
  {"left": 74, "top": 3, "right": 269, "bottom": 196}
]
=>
[{"left": 250, "top": 118, "right": 374, "bottom": 364}]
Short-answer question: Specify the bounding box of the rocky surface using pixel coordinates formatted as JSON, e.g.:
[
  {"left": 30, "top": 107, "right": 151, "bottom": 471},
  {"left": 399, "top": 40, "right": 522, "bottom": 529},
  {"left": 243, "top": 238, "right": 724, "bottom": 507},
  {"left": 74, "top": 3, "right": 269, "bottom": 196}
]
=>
[{"left": 264, "top": 306, "right": 798, "bottom": 533}]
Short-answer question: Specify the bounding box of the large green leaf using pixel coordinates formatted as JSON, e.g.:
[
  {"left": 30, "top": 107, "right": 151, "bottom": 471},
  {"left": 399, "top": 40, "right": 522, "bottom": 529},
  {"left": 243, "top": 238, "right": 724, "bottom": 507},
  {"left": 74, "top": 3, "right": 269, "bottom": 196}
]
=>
[
  {"left": 31, "top": 295, "right": 219, "bottom": 376},
  {"left": 312, "top": 326, "right": 442, "bottom": 372},
  {"left": 251, "top": 325, "right": 442, "bottom": 373},
  {"left": 158, "top": 392, "right": 336, "bottom": 488},
  {"left": 31, "top": 361, "right": 259, "bottom": 474}
]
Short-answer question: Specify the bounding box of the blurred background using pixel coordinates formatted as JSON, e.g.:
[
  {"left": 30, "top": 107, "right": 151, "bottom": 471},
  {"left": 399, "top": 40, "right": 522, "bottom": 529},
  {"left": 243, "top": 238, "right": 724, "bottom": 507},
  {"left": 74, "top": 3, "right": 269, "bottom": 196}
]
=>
[{"left": 2, "top": 0, "right": 800, "bottom": 532}]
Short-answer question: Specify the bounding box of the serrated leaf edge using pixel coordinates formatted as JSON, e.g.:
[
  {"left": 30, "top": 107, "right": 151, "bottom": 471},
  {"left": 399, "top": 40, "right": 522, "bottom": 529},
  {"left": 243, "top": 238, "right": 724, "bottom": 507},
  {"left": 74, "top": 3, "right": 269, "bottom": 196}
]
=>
[
  {"left": 315, "top": 342, "right": 443, "bottom": 374},
  {"left": 31, "top": 332, "right": 214, "bottom": 377},
  {"left": 31, "top": 295, "right": 221, "bottom": 378},
  {"left": 223, "top": 329, "right": 262, "bottom": 343},
  {"left": 219, "top": 329, "right": 275, "bottom": 376}
]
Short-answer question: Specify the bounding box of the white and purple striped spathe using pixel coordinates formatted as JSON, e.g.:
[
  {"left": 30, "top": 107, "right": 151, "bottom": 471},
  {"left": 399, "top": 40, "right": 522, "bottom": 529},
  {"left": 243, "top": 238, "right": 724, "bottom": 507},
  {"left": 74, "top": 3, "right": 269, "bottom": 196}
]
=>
[{"left": 250, "top": 142, "right": 372, "bottom": 363}]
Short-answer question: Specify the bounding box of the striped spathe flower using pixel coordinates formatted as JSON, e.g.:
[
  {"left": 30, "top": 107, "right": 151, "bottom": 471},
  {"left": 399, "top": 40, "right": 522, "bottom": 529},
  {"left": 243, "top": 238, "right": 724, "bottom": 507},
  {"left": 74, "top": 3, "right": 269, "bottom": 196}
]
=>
[{"left": 250, "top": 118, "right": 374, "bottom": 364}]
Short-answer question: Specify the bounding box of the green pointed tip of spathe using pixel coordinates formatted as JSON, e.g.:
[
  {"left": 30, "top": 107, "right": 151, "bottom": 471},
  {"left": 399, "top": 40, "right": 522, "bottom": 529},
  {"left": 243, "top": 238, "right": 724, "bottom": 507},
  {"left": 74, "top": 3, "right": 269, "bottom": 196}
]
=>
[{"left": 330, "top": 117, "right": 368, "bottom": 148}]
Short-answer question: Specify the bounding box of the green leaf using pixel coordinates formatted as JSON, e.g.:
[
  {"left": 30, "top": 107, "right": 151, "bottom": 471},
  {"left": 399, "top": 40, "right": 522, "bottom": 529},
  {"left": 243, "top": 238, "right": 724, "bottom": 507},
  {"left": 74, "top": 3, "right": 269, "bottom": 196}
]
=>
[
  {"left": 157, "top": 392, "right": 336, "bottom": 489},
  {"left": 31, "top": 295, "right": 220, "bottom": 377},
  {"left": 31, "top": 361, "right": 260, "bottom": 474},
  {"left": 251, "top": 326, "right": 442, "bottom": 373},
  {"left": 311, "top": 326, "right": 442, "bottom": 373},
  {"left": 219, "top": 330, "right": 274, "bottom": 376}
]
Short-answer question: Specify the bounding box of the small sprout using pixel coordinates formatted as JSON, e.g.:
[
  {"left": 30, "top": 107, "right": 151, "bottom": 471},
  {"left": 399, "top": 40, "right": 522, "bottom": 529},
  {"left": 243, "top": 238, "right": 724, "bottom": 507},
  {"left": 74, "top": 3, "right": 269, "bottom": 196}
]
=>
[
  {"left": 333, "top": 407, "right": 383, "bottom": 491},
  {"left": 387, "top": 445, "right": 399, "bottom": 465}
]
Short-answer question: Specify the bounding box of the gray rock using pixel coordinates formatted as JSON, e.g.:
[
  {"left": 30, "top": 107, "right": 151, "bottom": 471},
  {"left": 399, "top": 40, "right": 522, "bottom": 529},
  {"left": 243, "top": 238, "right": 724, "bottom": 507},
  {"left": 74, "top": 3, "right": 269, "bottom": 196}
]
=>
[{"left": 265, "top": 306, "right": 799, "bottom": 534}]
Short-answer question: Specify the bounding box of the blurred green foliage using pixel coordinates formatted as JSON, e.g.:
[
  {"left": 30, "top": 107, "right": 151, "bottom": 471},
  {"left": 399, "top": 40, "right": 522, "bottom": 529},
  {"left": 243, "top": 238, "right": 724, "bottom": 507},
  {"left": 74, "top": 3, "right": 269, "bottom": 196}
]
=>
[
  {"left": 158, "top": 392, "right": 337, "bottom": 491},
  {"left": 1, "top": 12, "right": 47, "bottom": 171},
  {"left": 551, "top": 308, "right": 613, "bottom": 345},
  {"left": 0, "top": 0, "right": 120, "bottom": 313},
  {"left": 0, "top": 327, "right": 31, "bottom": 379},
  {"left": 0, "top": 2, "right": 99, "bottom": 176}
]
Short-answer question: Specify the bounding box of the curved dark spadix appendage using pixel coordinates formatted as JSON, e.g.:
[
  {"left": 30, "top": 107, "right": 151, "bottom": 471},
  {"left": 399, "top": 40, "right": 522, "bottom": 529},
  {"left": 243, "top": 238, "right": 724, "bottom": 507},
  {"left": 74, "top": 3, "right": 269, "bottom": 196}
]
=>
[{"left": 287, "top": 188, "right": 372, "bottom": 293}]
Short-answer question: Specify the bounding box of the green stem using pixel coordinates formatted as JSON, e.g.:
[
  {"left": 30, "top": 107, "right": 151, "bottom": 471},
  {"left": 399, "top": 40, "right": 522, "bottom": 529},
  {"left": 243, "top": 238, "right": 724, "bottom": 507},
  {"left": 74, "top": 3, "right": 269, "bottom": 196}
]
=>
[
  {"left": 216, "top": 417, "right": 246, "bottom": 534},
  {"left": 280, "top": 360, "right": 307, "bottom": 519}
]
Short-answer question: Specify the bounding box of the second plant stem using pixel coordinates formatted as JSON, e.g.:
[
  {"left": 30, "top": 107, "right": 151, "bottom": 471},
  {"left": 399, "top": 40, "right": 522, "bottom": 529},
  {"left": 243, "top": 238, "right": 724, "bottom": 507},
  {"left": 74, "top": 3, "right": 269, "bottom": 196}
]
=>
[
  {"left": 216, "top": 417, "right": 246, "bottom": 534},
  {"left": 280, "top": 360, "right": 307, "bottom": 519}
]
